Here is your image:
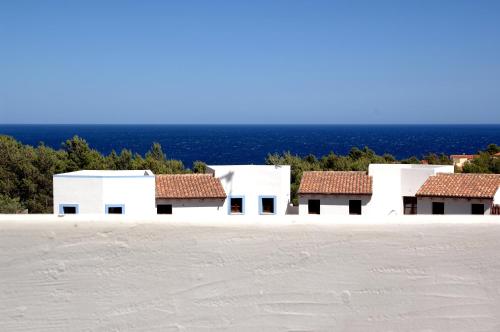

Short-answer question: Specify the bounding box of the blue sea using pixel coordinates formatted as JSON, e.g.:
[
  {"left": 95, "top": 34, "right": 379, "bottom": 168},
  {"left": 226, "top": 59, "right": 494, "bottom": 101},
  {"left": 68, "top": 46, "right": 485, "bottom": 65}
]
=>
[{"left": 0, "top": 125, "right": 499, "bottom": 166}]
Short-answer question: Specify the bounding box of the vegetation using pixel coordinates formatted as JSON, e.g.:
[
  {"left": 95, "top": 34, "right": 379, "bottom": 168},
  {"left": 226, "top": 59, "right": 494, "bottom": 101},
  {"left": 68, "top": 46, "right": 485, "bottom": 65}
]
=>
[
  {"left": 0, "top": 135, "right": 199, "bottom": 213},
  {"left": 462, "top": 144, "right": 500, "bottom": 174},
  {"left": 0, "top": 134, "right": 497, "bottom": 213}
]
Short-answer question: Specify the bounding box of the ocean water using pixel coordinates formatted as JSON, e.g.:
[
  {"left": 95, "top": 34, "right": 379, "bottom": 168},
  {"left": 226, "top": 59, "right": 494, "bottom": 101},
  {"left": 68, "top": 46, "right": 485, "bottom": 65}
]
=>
[{"left": 0, "top": 125, "right": 499, "bottom": 166}]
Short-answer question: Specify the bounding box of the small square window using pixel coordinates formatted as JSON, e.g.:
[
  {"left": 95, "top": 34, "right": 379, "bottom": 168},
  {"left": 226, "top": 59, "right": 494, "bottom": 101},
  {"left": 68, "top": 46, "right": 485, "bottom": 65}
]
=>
[
  {"left": 230, "top": 198, "right": 243, "bottom": 214},
  {"left": 471, "top": 204, "right": 484, "bottom": 215},
  {"left": 261, "top": 197, "right": 275, "bottom": 214},
  {"left": 349, "top": 200, "right": 362, "bottom": 215},
  {"left": 308, "top": 200, "right": 320, "bottom": 214},
  {"left": 432, "top": 202, "right": 444, "bottom": 215},
  {"left": 63, "top": 206, "right": 77, "bottom": 214},
  {"left": 157, "top": 204, "right": 172, "bottom": 215},
  {"left": 107, "top": 206, "right": 123, "bottom": 214}
]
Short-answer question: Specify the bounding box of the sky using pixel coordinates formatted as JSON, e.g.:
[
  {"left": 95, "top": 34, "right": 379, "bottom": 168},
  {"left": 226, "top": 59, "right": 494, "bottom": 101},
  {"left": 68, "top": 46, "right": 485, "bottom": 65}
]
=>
[{"left": 1, "top": 0, "right": 500, "bottom": 124}]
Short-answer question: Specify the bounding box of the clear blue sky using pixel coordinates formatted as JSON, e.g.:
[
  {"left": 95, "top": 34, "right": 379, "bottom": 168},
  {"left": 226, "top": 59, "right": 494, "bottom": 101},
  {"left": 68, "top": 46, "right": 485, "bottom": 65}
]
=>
[{"left": 1, "top": 0, "right": 499, "bottom": 124}]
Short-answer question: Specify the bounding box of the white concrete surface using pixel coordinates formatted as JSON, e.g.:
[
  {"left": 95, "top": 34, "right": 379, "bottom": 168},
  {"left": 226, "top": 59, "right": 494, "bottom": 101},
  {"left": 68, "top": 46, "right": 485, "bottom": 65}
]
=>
[
  {"left": 367, "top": 164, "right": 454, "bottom": 216},
  {"left": 53, "top": 170, "right": 155, "bottom": 215},
  {"left": 1, "top": 215, "right": 500, "bottom": 331},
  {"left": 418, "top": 197, "right": 494, "bottom": 215},
  {"left": 298, "top": 194, "right": 371, "bottom": 215},
  {"left": 207, "top": 165, "right": 291, "bottom": 216},
  {"left": 156, "top": 198, "right": 225, "bottom": 216}
]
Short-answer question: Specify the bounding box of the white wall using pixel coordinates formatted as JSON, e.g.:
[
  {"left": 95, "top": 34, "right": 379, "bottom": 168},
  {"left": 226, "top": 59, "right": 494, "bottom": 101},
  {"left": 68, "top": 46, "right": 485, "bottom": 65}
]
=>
[
  {"left": 494, "top": 189, "right": 500, "bottom": 205},
  {"left": 156, "top": 198, "right": 225, "bottom": 216},
  {"left": 417, "top": 197, "right": 494, "bottom": 215},
  {"left": 53, "top": 173, "right": 156, "bottom": 215},
  {"left": 53, "top": 177, "right": 103, "bottom": 214},
  {"left": 367, "top": 164, "right": 454, "bottom": 216},
  {"left": 298, "top": 194, "right": 371, "bottom": 215},
  {"left": 207, "top": 165, "right": 291, "bottom": 216},
  {"left": 2, "top": 215, "right": 500, "bottom": 331}
]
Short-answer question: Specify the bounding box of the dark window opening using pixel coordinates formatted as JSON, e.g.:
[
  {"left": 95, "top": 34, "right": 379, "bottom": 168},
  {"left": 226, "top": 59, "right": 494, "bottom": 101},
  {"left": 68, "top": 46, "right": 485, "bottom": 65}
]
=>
[
  {"left": 471, "top": 204, "right": 485, "bottom": 215},
  {"left": 349, "top": 200, "right": 362, "bottom": 215},
  {"left": 107, "top": 206, "right": 123, "bottom": 214},
  {"left": 230, "top": 198, "right": 243, "bottom": 214},
  {"left": 403, "top": 196, "right": 417, "bottom": 215},
  {"left": 157, "top": 204, "right": 172, "bottom": 215},
  {"left": 432, "top": 202, "right": 444, "bottom": 215},
  {"left": 308, "top": 200, "right": 320, "bottom": 215},
  {"left": 261, "top": 198, "right": 275, "bottom": 214},
  {"left": 63, "top": 206, "right": 76, "bottom": 214}
]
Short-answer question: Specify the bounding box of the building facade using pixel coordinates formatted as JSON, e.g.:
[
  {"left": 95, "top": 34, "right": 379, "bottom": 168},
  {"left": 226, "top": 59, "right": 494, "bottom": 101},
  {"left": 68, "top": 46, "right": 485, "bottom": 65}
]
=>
[
  {"left": 53, "top": 170, "right": 156, "bottom": 215},
  {"left": 206, "top": 165, "right": 291, "bottom": 216}
]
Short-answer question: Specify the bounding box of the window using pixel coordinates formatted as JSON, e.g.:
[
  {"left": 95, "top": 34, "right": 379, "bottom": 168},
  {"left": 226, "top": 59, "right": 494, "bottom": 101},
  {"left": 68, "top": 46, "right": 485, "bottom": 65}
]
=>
[
  {"left": 229, "top": 197, "right": 244, "bottom": 214},
  {"left": 403, "top": 196, "right": 417, "bottom": 215},
  {"left": 260, "top": 197, "right": 276, "bottom": 214},
  {"left": 106, "top": 205, "right": 124, "bottom": 214},
  {"left": 471, "top": 203, "right": 485, "bottom": 215},
  {"left": 59, "top": 204, "right": 78, "bottom": 214},
  {"left": 157, "top": 204, "right": 172, "bottom": 215},
  {"left": 432, "top": 202, "right": 444, "bottom": 215},
  {"left": 349, "top": 200, "right": 362, "bottom": 215},
  {"left": 308, "top": 199, "right": 320, "bottom": 214}
]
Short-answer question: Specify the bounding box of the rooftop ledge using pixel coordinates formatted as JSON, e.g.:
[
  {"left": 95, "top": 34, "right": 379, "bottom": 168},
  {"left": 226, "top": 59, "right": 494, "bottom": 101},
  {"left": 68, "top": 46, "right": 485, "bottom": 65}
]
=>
[{"left": 1, "top": 214, "right": 499, "bottom": 227}]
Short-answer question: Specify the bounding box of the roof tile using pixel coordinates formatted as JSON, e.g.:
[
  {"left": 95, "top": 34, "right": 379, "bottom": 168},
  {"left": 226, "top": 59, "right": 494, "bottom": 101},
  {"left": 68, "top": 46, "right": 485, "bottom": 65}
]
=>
[
  {"left": 416, "top": 173, "right": 500, "bottom": 199},
  {"left": 156, "top": 174, "right": 226, "bottom": 199},
  {"left": 298, "top": 171, "right": 372, "bottom": 195}
]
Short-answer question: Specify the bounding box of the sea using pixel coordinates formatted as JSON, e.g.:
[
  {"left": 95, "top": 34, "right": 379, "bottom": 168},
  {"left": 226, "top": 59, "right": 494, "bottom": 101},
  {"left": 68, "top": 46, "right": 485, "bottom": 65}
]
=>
[{"left": 0, "top": 125, "right": 499, "bottom": 167}]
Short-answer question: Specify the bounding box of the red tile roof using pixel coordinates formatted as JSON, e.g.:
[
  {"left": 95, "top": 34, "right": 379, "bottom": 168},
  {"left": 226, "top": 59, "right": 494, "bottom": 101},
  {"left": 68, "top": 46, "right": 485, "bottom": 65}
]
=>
[
  {"left": 298, "top": 171, "right": 372, "bottom": 195},
  {"left": 156, "top": 174, "right": 226, "bottom": 199},
  {"left": 416, "top": 173, "right": 500, "bottom": 199},
  {"left": 450, "top": 154, "right": 476, "bottom": 159}
]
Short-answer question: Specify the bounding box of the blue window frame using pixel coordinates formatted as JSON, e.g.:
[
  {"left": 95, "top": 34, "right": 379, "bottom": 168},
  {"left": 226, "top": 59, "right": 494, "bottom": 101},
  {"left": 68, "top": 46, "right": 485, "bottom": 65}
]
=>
[
  {"left": 105, "top": 204, "right": 125, "bottom": 214},
  {"left": 59, "top": 204, "right": 79, "bottom": 214},
  {"left": 259, "top": 196, "right": 277, "bottom": 215},
  {"left": 228, "top": 196, "right": 245, "bottom": 215}
]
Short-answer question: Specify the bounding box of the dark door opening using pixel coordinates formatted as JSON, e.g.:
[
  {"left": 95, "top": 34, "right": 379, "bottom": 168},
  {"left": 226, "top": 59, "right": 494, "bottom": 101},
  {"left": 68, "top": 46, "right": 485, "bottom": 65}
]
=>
[
  {"left": 157, "top": 204, "right": 172, "bottom": 214},
  {"left": 308, "top": 199, "right": 320, "bottom": 214},
  {"left": 349, "top": 200, "right": 362, "bottom": 215}
]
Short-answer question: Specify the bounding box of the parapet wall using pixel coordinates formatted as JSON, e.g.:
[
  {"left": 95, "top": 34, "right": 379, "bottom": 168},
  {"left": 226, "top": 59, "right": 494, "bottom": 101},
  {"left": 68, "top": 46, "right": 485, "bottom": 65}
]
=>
[{"left": 1, "top": 215, "right": 500, "bottom": 331}]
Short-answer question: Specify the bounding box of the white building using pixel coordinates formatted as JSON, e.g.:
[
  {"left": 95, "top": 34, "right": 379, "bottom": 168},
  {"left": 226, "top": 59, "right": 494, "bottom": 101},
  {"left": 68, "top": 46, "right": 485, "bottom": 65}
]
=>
[
  {"left": 206, "top": 165, "right": 291, "bottom": 216},
  {"left": 53, "top": 170, "right": 156, "bottom": 215},
  {"left": 155, "top": 174, "right": 226, "bottom": 216},
  {"left": 367, "top": 164, "right": 454, "bottom": 215},
  {"left": 416, "top": 173, "right": 500, "bottom": 215},
  {"left": 298, "top": 164, "right": 455, "bottom": 216},
  {"left": 298, "top": 171, "right": 372, "bottom": 215}
]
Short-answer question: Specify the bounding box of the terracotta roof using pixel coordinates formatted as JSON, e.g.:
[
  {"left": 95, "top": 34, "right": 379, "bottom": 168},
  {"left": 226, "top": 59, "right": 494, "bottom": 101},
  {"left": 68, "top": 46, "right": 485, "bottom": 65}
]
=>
[
  {"left": 298, "top": 171, "right": 372, "bottom": 195},
  {"left": 416, "top": 173, "right": 500, "bottom": 199},
  {"left": 450, "top": 154, "right": 476, "bottom": 159},
  {"left": 156, "top": 174, "right": 226, "bottom": 199},
  {"left": 494, "top": 152, "right": 500, "bottom": 157}
]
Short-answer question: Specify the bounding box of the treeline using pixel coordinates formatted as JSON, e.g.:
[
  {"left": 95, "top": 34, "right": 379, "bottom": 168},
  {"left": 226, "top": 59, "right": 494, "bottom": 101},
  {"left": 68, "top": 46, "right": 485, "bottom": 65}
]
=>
[
  {"left": 0, "top": 134, "right": 498, "bottom": 213},
  {"left": 266, "top": 144, "right": 500, "bottom": 205},
  {"left": 0, "top": 135, "right": 206, "bottom": 213}
]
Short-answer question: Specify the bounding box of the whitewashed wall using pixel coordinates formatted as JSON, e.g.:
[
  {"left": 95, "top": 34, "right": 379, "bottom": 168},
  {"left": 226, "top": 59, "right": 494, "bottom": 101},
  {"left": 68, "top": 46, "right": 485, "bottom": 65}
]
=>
[
  {"left": 53, "top": 174, "right": 156, "bottom": 215},
  {"left": 298, "top": 194, "right": 371, "bottom": 215},
  {"left": 207, "top": 165, "right": 291, "bottom": 216},
  {"left": 156, "top": 198, "right": 225, "bottom": 216},
  {"left": 417, "top": 197, "right": 494, "bottom": 214},
  {"left": 1, "top": 215, "right": 500, "bottom": 331},
  {"left": 366, "top": 164, "right": 454, "bottom": 216}
]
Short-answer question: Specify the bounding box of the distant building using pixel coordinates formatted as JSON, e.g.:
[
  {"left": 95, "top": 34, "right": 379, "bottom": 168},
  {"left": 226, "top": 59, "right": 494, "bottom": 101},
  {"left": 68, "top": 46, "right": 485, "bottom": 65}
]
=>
[
  {"left": 450, "top": 154, "right": 477, "bottom": 170},
  {"left": 416, "top": 173, "right": 500, "bottom": 215},
  {"left": 155, "top": 174, "right": 226, "bottom": 215},
  {"left": 206, "top": 165, "right": 291, "bottom": 215},
  {"left": 298, "top": 171, "right": 372, "bottom": 215},
  {"left": 53, "top": 170, "right": 155, "bottom": 215}
]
